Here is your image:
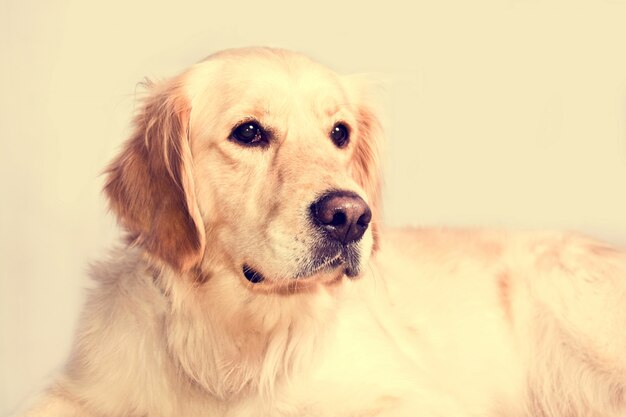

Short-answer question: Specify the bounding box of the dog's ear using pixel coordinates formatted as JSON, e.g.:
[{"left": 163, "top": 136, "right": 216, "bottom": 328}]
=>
[
  {"left": 104, "top": 80, "right": 206, "bottom": 271},
  {"left": 345, "top": 76, "right": 385, "bottom": 250},
  {"left": 352, "top": 104, "right": 384, "bottom": 249}
]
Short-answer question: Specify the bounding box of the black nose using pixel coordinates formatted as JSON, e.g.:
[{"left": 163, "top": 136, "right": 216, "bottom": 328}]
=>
[{"left": 310, "top": 191, "right": 372, "bottom": 244}]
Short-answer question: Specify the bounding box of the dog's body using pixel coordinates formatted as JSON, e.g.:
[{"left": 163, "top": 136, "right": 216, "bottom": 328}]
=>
[{"left": 16, "top": 48, "right": 626, "bottom": 417}]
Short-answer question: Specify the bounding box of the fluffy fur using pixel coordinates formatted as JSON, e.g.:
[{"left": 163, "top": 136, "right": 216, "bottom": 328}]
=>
[{"left": 15, "top": 48, "right": 626, "bottom": 417}]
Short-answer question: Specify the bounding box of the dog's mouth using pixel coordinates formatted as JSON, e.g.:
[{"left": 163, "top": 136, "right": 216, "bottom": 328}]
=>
[
  {"left": 296, "top": 244, "right": 362, "bottom": 279},
  {"left": 242, "top": 244, "right": 361, "bottom": 285}
]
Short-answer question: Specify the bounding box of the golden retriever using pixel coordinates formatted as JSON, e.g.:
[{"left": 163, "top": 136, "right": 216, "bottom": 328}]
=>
[{"left": 16, "top": 47, "right": 626, "bottom": 417}]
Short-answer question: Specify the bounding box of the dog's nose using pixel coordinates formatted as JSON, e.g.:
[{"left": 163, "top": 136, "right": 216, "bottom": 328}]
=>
[{"left": 310, "top": 191, "right": 372, "bottom": 244}]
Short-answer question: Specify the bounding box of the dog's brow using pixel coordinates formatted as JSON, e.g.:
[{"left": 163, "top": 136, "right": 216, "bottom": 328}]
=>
[
  {"left": 237, "top": 106, "right": 270, "bottom": 120},
  {"left": 325, "top": 105, "right": 341, "bottom": 118}
]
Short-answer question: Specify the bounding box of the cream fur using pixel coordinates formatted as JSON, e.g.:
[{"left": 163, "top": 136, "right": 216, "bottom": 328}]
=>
[{"left": 14, "top": 48, "right": 626, "bottom": 417}]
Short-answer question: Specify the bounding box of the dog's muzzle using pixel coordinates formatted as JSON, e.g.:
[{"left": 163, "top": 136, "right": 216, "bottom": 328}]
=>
[{"left": 242, "top": 190, "right": 371, "bottom": 284}]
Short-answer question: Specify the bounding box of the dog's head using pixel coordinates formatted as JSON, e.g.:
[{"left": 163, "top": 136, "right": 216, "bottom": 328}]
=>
[{"left": 105, "top": 48, "right": 383, "bottom": 291}]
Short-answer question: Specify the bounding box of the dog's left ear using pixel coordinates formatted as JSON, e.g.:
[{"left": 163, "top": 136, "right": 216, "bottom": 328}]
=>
[
  {"left": 104, "top": 80, "right": 206, "bottom": 272},
  {"left": 346, "top": 77, "right": 385, "bottom": 249}
]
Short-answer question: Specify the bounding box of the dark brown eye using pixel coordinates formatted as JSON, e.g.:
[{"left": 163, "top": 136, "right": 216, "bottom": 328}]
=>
[
  {"left": 330, "top": 123, "right": 350, "bottom": 148},
  {"left": 230, "top": 122, "right": 267, "bottom": 146}
]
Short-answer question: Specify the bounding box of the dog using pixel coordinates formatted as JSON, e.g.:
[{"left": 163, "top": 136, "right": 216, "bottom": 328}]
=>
[{"left": 15, "top": 47, "right": 626, "bottom": 417}]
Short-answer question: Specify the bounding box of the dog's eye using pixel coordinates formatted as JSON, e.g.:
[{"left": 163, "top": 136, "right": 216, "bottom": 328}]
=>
[
  {"left": 230, "top": 122, "right": 267, "bottom": 146},
  {"left": 330, "top": 123, "right": 350, "bottom": 148}
]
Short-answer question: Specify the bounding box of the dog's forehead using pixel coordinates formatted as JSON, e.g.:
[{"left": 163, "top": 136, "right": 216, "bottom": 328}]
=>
[
  {"left": 235, "top": 64, "right": 344, "bottom": 108},
  {"left": 188, "top": 50, "right": 351, "bottom": 116}
]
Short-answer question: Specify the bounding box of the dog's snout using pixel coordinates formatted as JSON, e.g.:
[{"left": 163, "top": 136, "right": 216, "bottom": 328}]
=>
[{"left": 310, "top": 191, "right": 372, "bottom": 244}]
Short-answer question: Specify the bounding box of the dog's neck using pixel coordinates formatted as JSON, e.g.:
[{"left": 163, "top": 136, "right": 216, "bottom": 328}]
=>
[{"left": 154, "top": 259, "right": 343, "bottom": 401}]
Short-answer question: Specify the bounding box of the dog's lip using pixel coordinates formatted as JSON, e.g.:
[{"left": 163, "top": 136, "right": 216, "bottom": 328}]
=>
[
  {"left": 307, "top": 244, "right": 362, "bottom": 279},
  {"left": 299, "top": 253, "right": 344, "bottom": 277},
  {"left": 241, "top": 257, "right": 348, "bottom": 285},
  {"left": 241, "top": 243, "right": 364, "bottom": 286},
  {"left": 344, "top": 264, "right": 359, "bottom": 278}
]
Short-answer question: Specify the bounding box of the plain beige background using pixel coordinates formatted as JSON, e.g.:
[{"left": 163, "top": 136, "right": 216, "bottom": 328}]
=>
[{"left": 2, "top": 0, "right": 626, "bottom": 415}]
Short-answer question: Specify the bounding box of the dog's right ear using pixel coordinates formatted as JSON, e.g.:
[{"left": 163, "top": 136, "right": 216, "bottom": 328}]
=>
[{"left": 104, "top": 80, "right": 206, "bottom": 272}]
